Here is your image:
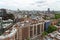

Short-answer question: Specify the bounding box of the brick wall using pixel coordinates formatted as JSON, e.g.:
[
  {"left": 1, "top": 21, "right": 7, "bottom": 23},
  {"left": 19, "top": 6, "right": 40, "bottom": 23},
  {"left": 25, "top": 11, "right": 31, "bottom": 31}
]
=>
[{"left": 22, "top": 27, "right": 29, "bottom": 40}]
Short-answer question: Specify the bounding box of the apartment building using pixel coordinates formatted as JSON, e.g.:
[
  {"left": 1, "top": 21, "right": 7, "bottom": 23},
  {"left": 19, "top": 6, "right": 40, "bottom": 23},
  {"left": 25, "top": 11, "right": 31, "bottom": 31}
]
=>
[
  {"left": 0, "top": 17, "right": 45, "bottom": 40},
  {"left": 16, "top": 17, "right": 45, "bottom": 40}
]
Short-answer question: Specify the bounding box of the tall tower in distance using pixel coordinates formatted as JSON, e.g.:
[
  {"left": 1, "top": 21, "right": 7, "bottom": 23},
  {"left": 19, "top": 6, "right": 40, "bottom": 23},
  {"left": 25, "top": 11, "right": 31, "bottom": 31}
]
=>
[
  {"left": 47, "top": 8, "right": 50, "bottom": 14},
  {"left": 0, "top": 9, "right": 7, "bottom": 17}
]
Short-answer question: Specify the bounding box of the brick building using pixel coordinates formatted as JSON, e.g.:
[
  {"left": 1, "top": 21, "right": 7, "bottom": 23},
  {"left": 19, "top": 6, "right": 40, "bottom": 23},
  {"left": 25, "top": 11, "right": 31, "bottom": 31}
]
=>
[
  {"left": 0, "top": 17, "right": 45, "bottom": 40},
  {"left": 16, "top": 17, "right": 45, "bottom": 40}
]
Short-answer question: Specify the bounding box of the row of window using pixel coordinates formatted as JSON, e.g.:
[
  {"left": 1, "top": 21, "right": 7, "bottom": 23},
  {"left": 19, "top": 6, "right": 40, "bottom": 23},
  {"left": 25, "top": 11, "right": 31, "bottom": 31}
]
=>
[{"left": 30, "top": 24, "right": 44, "bottom": 38}]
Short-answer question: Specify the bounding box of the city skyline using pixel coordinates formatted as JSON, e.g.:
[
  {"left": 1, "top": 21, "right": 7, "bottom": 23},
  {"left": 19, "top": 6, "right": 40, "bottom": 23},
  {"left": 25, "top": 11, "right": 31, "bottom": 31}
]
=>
[{"left": 0, "top": 0, "right": 60, "bottom": 11}]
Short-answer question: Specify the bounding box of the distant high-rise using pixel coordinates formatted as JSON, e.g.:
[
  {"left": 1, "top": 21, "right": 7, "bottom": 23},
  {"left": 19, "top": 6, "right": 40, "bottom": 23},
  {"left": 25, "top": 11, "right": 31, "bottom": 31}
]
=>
[
  {"left": 47, "top": 8, "right": 50, "bottom": 13},
  {"left": 0, "top": 9, "right": 7, "bottom": 17},
  {"left": 48, "top": 8, "right": 50, "bottom": 12}
]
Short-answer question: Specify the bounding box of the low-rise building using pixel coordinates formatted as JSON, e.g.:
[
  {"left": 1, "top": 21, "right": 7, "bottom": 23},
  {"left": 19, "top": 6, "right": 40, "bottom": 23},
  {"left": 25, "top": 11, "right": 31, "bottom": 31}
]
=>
[
  {"left": 51, "top": 19, "right": 58, "bottom": 25},
  {"left": 46, "top": 31, "right": 60, "bottom": 40},
  {"left": 0, "top": 24, "right": 18, "bottom": 40}
]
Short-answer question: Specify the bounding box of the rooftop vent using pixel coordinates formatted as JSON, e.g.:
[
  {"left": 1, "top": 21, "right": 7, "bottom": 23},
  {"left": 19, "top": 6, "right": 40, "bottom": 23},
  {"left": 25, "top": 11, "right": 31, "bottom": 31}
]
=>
[
  {"left": 21, "top": 24, "right": 24, "bottom": 26},
  {"left": 26, "top": 21, "right": 29, "bottom": 23}
]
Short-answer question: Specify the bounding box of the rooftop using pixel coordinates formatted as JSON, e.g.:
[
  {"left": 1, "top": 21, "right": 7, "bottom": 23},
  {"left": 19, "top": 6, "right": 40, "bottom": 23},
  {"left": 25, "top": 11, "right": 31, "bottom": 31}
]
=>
[
  {"left": 47, "top": 31, "right": 60, "bottom": 40},
  {"left": 17, "top": 17, "right": 44, "bottom": 28},
  {"left": 0, "top": 24, "right": 17, "bottom": 40}
]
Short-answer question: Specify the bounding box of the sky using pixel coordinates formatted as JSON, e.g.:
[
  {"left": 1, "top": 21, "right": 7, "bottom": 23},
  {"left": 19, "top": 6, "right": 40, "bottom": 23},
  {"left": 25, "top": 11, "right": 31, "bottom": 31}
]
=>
[{"left": 0, "top": 0, "right": 60, "bottom": 11}]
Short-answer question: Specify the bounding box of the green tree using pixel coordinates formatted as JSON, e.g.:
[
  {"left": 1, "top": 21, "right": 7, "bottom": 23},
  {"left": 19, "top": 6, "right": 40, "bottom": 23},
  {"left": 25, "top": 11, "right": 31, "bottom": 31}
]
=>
[
  {"left": 55, "top": 14, "right": 60, "bottom": 19},
  {"left": 26, "top": 37, "right": 30, "bottom": 40},
  {"left": 43, "top": 15, "right": 50, "bottom": 20},
  {"left": 42, "top": 31, "right": 48, "bottom": 37},
  {"left": 2, "top": 14, "right": 15, "bottom": 20},
  {"left": 47, "top": 25, "right": 57, "bottom": 33},
  {"left": 8, "top": 14, "right": 15, "bottom": 20}
]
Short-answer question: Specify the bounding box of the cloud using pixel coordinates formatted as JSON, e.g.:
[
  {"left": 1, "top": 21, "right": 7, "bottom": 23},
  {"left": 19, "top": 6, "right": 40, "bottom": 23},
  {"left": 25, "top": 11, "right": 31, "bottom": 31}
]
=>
[{"left": 0, "top": 0, "right": 60, "bottom": 10}]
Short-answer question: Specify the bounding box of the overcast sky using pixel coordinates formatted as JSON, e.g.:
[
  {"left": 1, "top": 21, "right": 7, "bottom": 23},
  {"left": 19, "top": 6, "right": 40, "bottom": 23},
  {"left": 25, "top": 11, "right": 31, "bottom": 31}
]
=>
[{"left": 0, "top": 0, "right": 60, "bottom": 11}]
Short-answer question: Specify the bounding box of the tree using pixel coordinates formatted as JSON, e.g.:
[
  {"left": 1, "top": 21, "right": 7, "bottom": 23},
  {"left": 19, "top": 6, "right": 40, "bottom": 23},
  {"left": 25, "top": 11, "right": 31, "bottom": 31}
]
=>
[
  {"left": 26, "top": 37, "right": 30, "bottom": 40},
  {"left": 47, "top": 25, "right": 57, "bottom": 33},
  {"left": 55, "top": 14, "right": 60, "bottom": 19},
  {"left": 2, "top": 14, "right": 15, "bottom": 20},
  {"left": 42, "top": 31, "right": 48, "bottom": 37},
  {"left": 43, "top": 15, "right": 50, "bottom": 20}
]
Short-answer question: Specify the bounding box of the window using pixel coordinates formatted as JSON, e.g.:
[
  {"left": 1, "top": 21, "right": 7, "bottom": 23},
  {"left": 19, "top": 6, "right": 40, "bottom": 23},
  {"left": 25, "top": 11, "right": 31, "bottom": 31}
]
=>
[
  {"left": 34, "top": 26, "right": 36, "bottom": 35},
  {"left": 41, "top": 24, "right": 44, "bottom": 32},
  {"left": 30, "top": 26, "right": 33, "bottom": 38},
  {"left": 37, "top": 25, "right": 40, "bottom": 35}
]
